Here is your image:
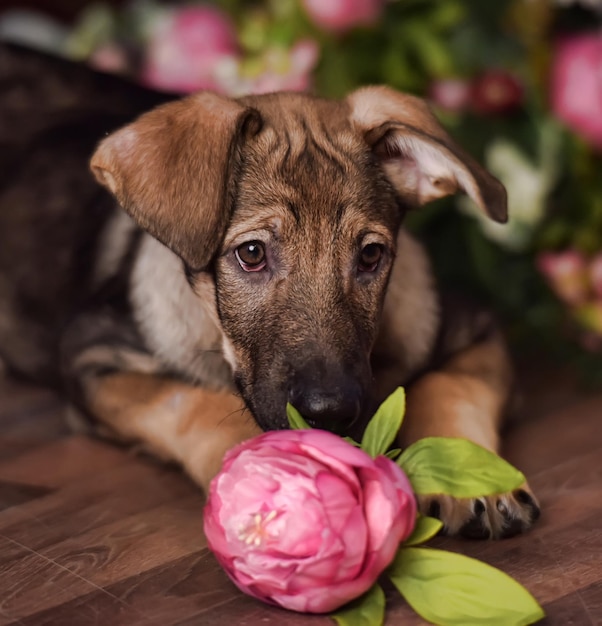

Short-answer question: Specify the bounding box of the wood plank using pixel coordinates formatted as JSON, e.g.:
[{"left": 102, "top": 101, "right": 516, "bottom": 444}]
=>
[
  {"left": 0, "top": 534, "right": 135, "bottom": 624},
  {"left": 0, "top": 376, "right": 601, "bottom": 625},
  {"left": 0, "top": 436, "right": 134, "bottom": 488},
  {"left": 0, "top": 377, "right": 67, "bottom": 464},
  {"left": 0, "top": 492, "right": 204, "bottom": 617},
  {"left": 578, "top": 581, "right": 602, "bottom": 624},
  {"left": 0, "top": 458, "right": 198, "bottom": 553},
  {"left": 0, "top": 481, "right": 53, "bottom": 513},
  {"left": 504, "top": 393, "right": 602, "bottom": 475},
  {"left": 17, "top": 551, "right": 335, "bottom": 626},
  {"left": 13, "top": 593, "right": 152, "bottom": 626},
  {"left": 0, "top": 378, "right": 61, "bottom": 422},
  {"left": 41, "top": 496, "right": 206, "bottom": 589},
  {"left": 542, "top": 593, "right": 597, "bottom": 626}
]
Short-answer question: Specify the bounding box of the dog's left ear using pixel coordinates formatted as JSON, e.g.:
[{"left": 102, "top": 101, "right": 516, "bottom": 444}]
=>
[
  {"left": 91, "top": 92, "right": 261, "bottom": 270},
  {"left": 347, "top": 86, "right": 507, "bottom": 222}
]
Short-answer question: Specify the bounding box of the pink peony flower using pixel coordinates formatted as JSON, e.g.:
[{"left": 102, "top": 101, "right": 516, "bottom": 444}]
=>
[
  {"left": 204, "top": 429, "right": 416, "bottom": 613},
  {"left": 429, "top": 78, "right": 472, "bottom": 113},
  {"left": 89, "top": 43, "right": 130, "bottom": 75},
  {"left": 142, "top": 5, "right": 239, "bottom": 93},
  {"left": 302, "top": 0, "right": 385, "bottom": 33},
  {"left": 471, "top": 70, "right": 523, "bottom": 115},
  {"left": 537, "top": 250, "right": 590, "bottom": 305},
  {"left": 589, "top": 253, "right": 602, "bottom": 299},
  {"left": 551, "top": 33, "right": 602, "bottom": 148}
]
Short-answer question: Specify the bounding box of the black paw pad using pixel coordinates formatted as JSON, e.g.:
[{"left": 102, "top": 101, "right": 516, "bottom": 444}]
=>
[
  {"left": 514, "top": 489, "right": 541, "bottom": 521},
  {"left": 473, "top": 499, "right": 486, "bottom": 515},
  {"left": 500, "top": 517, "right": 525, "bottom": 538},
  {"left": 428, "top": 500, "right": 441, "bottom": 519},
  {"left": 460, "top": 501, "right": 490, "bottom": 540},
  {"left": 460, "top": 517, "right": 491, "bottom": 540}
]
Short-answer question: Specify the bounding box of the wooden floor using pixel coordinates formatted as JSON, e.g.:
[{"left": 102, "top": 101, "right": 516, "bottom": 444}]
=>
[{"left": 0, "top": 369, "right": 601, "bottom": 625}]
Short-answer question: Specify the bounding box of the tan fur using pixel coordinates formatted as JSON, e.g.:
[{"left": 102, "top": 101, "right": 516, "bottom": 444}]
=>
[
  {"left": 348, "top": 87, "right": 508, "bottom": 222},
  {"left": 372, "top": 229, "right": 439, "bottom": 399},
  {"left": 82, "top": 86, "right": 538, "bottom": 538},
  {"left": 85, "top": 372, "right": 261, "bottom": 488},
  {"left": 92, "top": 209, "right": 137, "bottom": 287},
  {"left": 91, "top": 92, "right": 261, "bottom": 270},
  {"left": 130, "top": 235, "right": 233, "bottom": 388},
  {"left": 400, "top": 334, "right": 512, "bottom": 451},
  {"left": 399, "top": 335, "right": 539, "bottom": 537}
]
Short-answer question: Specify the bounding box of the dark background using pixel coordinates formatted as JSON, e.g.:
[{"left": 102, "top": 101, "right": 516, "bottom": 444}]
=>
[{"left": 0, "top": 0, "right": 124, "bottom": 22}]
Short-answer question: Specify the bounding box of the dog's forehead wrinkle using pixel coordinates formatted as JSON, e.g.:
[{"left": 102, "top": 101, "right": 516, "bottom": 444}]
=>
[
  {"left": 229, "top": 179, "right": 398, "bottom": 267},
  {"left": 238, "top": 150, "right": 382, "bottom": 224},
  {"left": 241, "top": 91, "right": 351, "bottom": 130},
  {"left": 240, "top": 93, "right": 363, "bottom": 179}
]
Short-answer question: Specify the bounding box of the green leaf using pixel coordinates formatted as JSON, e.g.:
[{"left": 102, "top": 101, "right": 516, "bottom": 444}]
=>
[
  {"left": 331, "top": 583, "right": 386, "bottom": 626},
  {"left": 389, "top": 547, "right": 545, "bottom": 626},
  {"left": 403, "top": 515, "right": 443, "bottom": 546},
  {"left": 360, "top": 387, "right": 406, "bottom": 458},
  {"left": 286, "top": 404, "right": 311, "bottom": 430},
  {"left": 397, "top": 437, "right": 525, "bottom": 497},
  {"left": 385, "top": 448, "right": 402, "bottom": 460},
  {"left": 344, "top": 436, "right": 362, "bottom": 447}
]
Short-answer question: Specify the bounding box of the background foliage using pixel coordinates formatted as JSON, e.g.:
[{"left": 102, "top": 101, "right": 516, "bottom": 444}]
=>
[{"left": 2, "top": 0, "right": 601, "bottom": 381}]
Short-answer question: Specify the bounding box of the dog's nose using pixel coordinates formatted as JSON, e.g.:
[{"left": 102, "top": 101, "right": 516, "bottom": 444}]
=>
[{"left": 288, "top": 380, "right": 363, "bottom": 434}]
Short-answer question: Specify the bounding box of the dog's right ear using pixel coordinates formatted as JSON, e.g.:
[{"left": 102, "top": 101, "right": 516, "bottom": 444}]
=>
[
  {"left": 91, "top": 92, "right": 261, "bottom": 271},
  {"left": 347, "top": 86, "right": 507, "bottom": 223}
]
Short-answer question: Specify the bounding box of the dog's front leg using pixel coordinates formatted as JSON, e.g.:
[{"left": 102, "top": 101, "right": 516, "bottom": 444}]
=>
[
  {"left": 84, "top": 372, "right": 261, "bottom": 489},
  {"left": 400, "top": 331, "right": 541, "bottom": 539},
  {"left": 61, "top": 316, "right": 260, "bottom": 490}
]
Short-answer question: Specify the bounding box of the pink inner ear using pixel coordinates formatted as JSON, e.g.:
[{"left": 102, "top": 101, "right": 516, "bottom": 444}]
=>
[
  {"left": 348, "top": 86, "right": 506, "bottom": 220},
  {"left": 377, "top": 135, "right": 461, "bottom": 205}
]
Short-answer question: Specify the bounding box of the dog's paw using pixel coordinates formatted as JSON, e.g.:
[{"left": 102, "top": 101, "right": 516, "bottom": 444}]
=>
[{"left": 418, "top": 485, "right": 541, "bottom": 540}]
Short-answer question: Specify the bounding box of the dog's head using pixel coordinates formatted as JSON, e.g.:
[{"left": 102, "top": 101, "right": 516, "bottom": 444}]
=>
[{"left": 91, "top": 86, "right": 506, "bottom": 433}]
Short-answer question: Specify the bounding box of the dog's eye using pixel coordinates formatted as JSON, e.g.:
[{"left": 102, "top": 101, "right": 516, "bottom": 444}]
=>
[
  {"left": 358, "top": 243, "right": 383, "bottom": 273},
  {"left": 235, "top": 241, "right": 266, "bottom": 272}
]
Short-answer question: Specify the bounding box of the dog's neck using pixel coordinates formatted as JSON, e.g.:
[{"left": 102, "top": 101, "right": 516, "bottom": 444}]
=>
[{"left": 129, "top": 233, "right": 234, "bottom": 389}]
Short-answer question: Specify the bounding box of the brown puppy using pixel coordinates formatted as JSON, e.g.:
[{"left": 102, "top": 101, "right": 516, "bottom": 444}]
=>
[{"left": 0, "top": 44, "right": 539, "bottom": 539}]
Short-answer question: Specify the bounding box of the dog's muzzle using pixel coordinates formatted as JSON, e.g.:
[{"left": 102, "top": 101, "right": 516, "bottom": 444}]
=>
[{"left": 287, "top": 365, "right": 365, "bottom": 434}]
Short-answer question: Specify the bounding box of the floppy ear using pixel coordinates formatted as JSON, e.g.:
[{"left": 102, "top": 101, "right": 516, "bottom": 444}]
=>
[
  {"left": 90, "top": 92, "right": 261, "bottom": 270},
  {"left": 347, "top": 86, "right": 507, "bottom": 222}
]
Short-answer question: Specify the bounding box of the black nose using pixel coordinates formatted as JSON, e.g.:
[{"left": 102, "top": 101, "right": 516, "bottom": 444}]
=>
[{"left": 288, "top": 375, "right": 363, "bottom": 434}]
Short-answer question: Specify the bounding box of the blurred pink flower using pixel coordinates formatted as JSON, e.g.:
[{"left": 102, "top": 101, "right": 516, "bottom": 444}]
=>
[
  {"left": 471, "top": 70, "right": 523, "bottom": 115},
  {"left": 429, "top": 78, "right": 472, "bottom": 112},
  {"left": 589, "top": 253, "right": 602, "bottom": 298},
  {"left": 302, "top": 0, "right": 385, "bottom": 33},
  {"left": 89, "top": 42, "right": 129, "bottom": 75},
  {"left": 142, "top": 5, "right": 239, "bottom": 93},
  {"left": 537, "top": 250, "right": 590, "bottom": 305},
  {"left": 204, "top": 429, "right": 416, "bottom": 613},
  {"left": 551, "top": 33, "right": 602, "bottom": 148}
]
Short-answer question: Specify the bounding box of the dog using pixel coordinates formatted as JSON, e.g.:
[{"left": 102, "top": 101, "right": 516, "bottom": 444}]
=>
[{"left": 0, "top": 43, "right": 539, "bottom": 539}]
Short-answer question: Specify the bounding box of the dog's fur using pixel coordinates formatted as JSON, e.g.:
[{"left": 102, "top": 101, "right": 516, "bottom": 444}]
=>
[{"left": 0, "top": 44, "right": 539, "bottom": 539}]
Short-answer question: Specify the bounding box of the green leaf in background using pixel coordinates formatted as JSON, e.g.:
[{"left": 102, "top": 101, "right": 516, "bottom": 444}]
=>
[
  {"left": 384, "top": 448, "right": 402, "bottom": 460},
  {"left": 286, "top": 403, "right": 311, "bottom": 430},
  {"left": 389, "top": 547, "right": 545, "bottom": 626},
  {"left": 403, "top": 515, "right": 443, "bottom": 547},
  {"left": 64, "top": 4, "right": 116, "bottom": 59},
  {"left": 398, "top": 437, "right": 525, "bottom": 497},
  {"left": 360, "top": 387, "right": 406, "bottom": 458},
  {"left": 331, "top": 583, "right": 386, "bottom": 626}
]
